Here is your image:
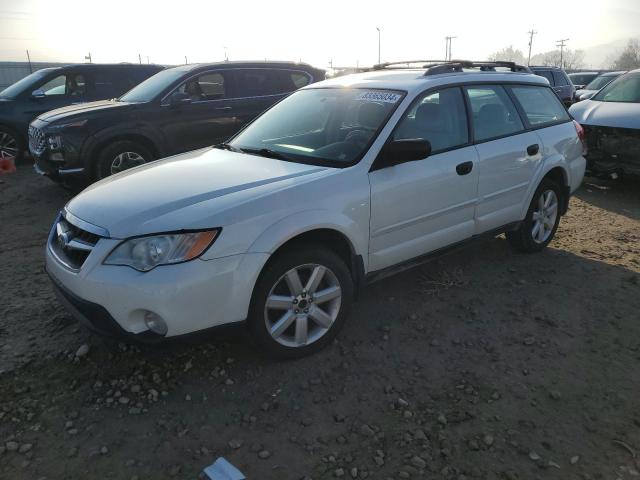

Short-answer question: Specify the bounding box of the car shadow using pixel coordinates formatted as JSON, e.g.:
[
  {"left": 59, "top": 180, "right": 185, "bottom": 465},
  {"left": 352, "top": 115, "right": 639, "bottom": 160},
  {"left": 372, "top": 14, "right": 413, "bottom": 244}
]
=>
[{"left": 574, "top": 176, "right": 640, "bottom": 221}]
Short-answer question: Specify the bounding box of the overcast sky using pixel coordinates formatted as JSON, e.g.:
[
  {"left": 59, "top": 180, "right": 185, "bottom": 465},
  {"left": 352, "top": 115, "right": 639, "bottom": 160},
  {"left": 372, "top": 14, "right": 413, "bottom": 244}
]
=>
[{"left": 1, "top": 0, "right": 639, "bottom": 68}]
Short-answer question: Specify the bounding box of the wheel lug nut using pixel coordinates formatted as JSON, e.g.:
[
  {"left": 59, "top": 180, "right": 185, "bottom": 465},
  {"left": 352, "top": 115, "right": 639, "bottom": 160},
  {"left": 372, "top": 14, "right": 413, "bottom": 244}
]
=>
[
  {"left": 295, "top": 309, "right": 299, "bottom": 314},
  {"left": 293, "top": 299, "right": 298, "bottom": 304},
  {"left": 304, "top": 309, "right": 309, "bottom": 314}
]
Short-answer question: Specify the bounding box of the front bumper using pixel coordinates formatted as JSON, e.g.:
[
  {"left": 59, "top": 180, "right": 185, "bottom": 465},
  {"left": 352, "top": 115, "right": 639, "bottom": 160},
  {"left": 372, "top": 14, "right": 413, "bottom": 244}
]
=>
[
  {"left": 46, "top": 231, "right": 269, "bottom": 338},
  {"left": 33, "top": 151, "right": 86, "bottom": 180}
]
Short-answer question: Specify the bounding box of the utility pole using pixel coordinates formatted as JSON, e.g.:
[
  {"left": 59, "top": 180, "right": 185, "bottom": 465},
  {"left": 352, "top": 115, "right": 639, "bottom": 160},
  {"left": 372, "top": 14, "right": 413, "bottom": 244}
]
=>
[
  {"left": 527, "top": 29, "right": 537, "bottom": 65},
  {"left": 445, "top": 36, "right": 456, "bottom": 60},
  {"left": 26, "top": 50, "right": 32, "bottom": 73},
  {"left": 185, "top": 55, "right": 188, "bottom": 64},
  {"left": 84, "top": 52, "right": 92, "bottom": 63},
  {"left": 556, "top": 38, "right": 569, "bottom": 68},
  {"left": 223, "top": 46, "right": 228, "bottom": 61},
  {"left": 147, "top": 56, "right": 150, "bottom": 64},
  {"left": 376, "top": 27, "right": 381, "bottom": 64},
  {"left": 138, "top": 53, "right": 142, "bottom": 64}
]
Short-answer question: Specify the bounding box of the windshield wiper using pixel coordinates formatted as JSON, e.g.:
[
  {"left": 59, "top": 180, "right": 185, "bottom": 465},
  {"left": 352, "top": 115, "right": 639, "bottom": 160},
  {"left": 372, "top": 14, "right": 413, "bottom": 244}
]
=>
[
  {"left": 239, "top": 147, "right": 289, "bottom": 161},
  {"left": 213, "top": 142, "right": 242, "bottom": 153}
]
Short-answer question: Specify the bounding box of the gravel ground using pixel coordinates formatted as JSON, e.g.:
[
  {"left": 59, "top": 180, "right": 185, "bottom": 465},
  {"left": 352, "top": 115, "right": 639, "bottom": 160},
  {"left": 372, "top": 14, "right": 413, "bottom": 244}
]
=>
[{"left": 1, "top": 165, "right": 639, "bottom": 480}]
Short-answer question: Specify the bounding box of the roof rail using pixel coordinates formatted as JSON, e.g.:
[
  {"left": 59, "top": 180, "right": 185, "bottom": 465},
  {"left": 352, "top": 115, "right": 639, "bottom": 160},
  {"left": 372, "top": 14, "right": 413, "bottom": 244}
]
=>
[{"left": 372, "top": 60, "right": 531, "bottom": 75}]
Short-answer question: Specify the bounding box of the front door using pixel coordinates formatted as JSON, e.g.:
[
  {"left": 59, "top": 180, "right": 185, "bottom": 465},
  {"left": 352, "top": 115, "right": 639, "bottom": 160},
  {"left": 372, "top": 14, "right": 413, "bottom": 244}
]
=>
[
  {"left": 24, "top": 71, "right": 88, "bottom": 121},
  {"left": 368, "top": 87, "right": 480, "bottom": 272}
]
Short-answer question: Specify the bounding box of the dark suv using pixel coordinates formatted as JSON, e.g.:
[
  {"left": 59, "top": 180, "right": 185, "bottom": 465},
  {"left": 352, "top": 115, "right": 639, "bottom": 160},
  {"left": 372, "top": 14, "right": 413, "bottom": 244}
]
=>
[
  {"left": 30, "top": 61, "right": 325, "bottom": 183},
  {"left": 0, "top": 64, "right": 163, "bottom": 160},
  {"left": 530, "top": 66, "right": 575, "bottom": 106}
]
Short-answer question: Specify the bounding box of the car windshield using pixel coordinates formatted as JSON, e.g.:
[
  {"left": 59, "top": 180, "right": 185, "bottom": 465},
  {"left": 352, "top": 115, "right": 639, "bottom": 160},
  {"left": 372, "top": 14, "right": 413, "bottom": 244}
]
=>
[
  {"left": 0, "top": 69, "right": 50, "bottom": 99},
  {"left": 569, "top": 73, "right": 596, "bottom": 85},
  {"left": 229, "top": 88, "right": 405, "bottom": 166},
  {"left": 585, "top": 74, "right": 619, "bottom": 91},
  {"left": 593, "top": 73, "right": 640, "bottom": 102},
  {"left": 119, "top": 67, "right": 188, "bottom": 103}
]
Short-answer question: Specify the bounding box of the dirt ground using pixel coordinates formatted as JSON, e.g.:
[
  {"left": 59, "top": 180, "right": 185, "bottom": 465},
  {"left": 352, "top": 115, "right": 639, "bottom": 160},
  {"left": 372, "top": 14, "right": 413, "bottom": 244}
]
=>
[{"left": 1, "top": 164, "right": 639, "bottom": 480}]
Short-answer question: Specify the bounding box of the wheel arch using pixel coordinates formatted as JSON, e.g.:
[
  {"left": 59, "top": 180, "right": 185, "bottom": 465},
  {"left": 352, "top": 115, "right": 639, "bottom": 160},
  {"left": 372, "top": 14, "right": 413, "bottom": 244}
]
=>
[
  {"left": 82, "top": 129, "right": 164, "bottom": 174},
  {"left": 521, "top": 164, "right": 570, "bottom": 219}
]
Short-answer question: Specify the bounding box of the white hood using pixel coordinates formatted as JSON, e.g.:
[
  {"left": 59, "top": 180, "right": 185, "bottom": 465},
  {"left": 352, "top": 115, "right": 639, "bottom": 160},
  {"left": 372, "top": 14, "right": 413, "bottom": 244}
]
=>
[
  {"left": 66, "top": 147, "right": 332, "bottom": 238},
  {"left": 569, "top": 99, "right": 640, "bottom": 130}
]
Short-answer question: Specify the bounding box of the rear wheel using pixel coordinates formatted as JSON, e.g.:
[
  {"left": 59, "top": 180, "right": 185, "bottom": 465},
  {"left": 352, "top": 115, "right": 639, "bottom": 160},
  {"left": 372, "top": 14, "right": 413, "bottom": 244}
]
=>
[
  {"left": 95, "top": 140, "right": 153, "bottom": 180},
  {"left": 506, "top": 178, "right": 562, "bottom": 252},
  {"left": 248, "top": 245, "right": 353, "bottom": 359},
  {"left": 0, "top": 126, "right": 24, "bottom": 162}
]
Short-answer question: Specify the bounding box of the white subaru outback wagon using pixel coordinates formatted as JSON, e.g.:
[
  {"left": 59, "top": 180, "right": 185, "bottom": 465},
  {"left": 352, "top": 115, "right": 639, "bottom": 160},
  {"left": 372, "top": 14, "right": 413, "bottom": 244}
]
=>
[{"left": 46, "top": 60, "right": 586, "bottom": 358}]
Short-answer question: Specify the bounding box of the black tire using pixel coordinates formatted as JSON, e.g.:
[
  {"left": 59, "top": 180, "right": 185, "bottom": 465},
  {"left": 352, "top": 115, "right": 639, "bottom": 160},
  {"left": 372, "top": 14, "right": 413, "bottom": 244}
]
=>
[
  {"left": 0, "top": 126, "right": 25, "bottom": 162},
  {"left": 94, "top": 140, "right": 153, "bottom": 181},
  {"left": 248, "top": 245, "right": 353, "bottom": 359},
  {"left": 506, "top": 178, "right": 563, "bottom": 253}
]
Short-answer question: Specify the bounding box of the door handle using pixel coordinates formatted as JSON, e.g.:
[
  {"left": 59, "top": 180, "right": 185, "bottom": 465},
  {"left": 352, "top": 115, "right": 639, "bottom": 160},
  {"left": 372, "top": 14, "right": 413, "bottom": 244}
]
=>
[
  {"left": 456, "top": 161, "right": 473, "bottom": 176},
  {"left": 215, "top": 106, "right": 232, "bottom": 111},
  {"left": 527, "top": 144, "right": 540, "bottom": 156}
]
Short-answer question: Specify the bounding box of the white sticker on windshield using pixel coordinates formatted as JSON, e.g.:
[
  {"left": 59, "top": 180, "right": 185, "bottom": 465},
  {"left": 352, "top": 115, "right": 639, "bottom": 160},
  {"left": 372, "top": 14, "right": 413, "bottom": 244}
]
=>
[{"left": 356, "top": 91, "right": 402, "bottom": 103}]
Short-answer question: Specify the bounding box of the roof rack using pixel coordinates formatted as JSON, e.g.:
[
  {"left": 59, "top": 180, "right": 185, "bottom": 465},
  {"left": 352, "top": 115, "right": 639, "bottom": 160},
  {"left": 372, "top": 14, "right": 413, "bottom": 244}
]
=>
[{"left": 372, "top": 60, "right": 531, "bottom": 75}]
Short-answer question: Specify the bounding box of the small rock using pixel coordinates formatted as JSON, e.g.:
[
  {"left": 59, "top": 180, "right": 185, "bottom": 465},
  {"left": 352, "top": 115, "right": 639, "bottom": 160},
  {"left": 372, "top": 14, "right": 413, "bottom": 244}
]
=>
[
  {"left": 529, "top": 451, "right": 540, "bottom": 461},
  {"left": 437, "top": 413, "right": 447, "bottom": 425},
  {"left": 224, "top": 378, "right": 234, "bottom": 385},
  {"left": 302, "top": 417, "right": 313, "bottom": 426},
  {"left": 6, "top": 441, "right": 19, "bottom": 452},
  {"left": 228, "top": 439, "right": 242, "bottom": 449},
  {"left": 570, "top": 455, "right": 580, "bottom": 464},
  {"left": 335, "top": 467, "right": 345, "bottom": 477},
  {"left": 350, "top": 467, "right": 358, "bottom": 478},
  {"left": 483, "top": 434, "right": 494, "bottom": 446},
  {"left": 396, "top": 398, "right": 409, "bottom": 408},
  {"left": 18, "top": 444, "right": 32, "bottom": 454},
  {"left": 118, "top": 396, "right": 130, "bottom": 405},
  {"left": 75, "top": 344, "right": 90, "bottom": 358},
  {"left": 258, "top": 450, "right": 271, "bottom": 459},
  {"left": 549, "top": 390, "right": 562, "bottom": 400},
  {"left": 411, "top": 456, "right": 427, "bottom": 469},
  {"left": 360, "top": 424, "right": 375, "bottom": 437},
  {"left": 100, "top": 446, "right": 109, "bottom": 455}
]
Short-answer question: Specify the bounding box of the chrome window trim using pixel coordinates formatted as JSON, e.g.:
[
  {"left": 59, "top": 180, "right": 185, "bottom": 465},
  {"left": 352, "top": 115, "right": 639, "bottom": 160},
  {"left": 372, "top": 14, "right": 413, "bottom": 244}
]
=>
[
  {"left": 159, "top": 67, "right": 311, "bottom": 106},
  {"left": 62, "top": 208, "right": 110, "bottom": 238}
]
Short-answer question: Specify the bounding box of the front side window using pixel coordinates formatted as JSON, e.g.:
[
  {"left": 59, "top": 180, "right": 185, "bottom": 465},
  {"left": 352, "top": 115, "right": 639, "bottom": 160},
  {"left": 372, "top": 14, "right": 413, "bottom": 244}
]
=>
[
  {"left": 593, "top": 73, "right": 640, "bottom": 103},
  {"left": 510, "top": 86, "right": 570, "bottom": 126},
  {"left": 394, "top": 87, "right": 468, "bottom": 152},
  {"left": 176, "top": 72, "right": 226, "bottom": 101},
  {"left": 229, "top": 88, "right": 404, "bottom": 166},
  {"left": 0, "top": 69, "right": 50, "bottom": 99},
  {"left": 585, "top": 74, "right": 619, "bottom": 91},
  {"left": 466, "top": 86, "right": 524, "bottom": 141},
  {"left": 39, "top": 74, "right": 86, "bottom": 97}
]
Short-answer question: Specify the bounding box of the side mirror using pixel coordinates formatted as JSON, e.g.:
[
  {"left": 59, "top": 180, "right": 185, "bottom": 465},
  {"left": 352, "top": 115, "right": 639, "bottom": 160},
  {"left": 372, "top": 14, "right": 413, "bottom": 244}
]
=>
[
  {"left": 31, "top": 89, "right": 45, "bottom": 99},
  {"left": 168, "top": 91, "right": 192, "bottom": 107},
  {"left": 380, "top": 139, "right": 431, "bottom": 167}
]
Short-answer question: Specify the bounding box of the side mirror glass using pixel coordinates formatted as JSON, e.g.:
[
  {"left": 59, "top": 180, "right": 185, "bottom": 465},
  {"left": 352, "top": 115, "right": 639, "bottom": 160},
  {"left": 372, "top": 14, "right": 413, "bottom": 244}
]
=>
[
  {"left": 382, "top": 139, "right": 431, "bottom": 167},
  {"left": 169, "top": 91, "right": 192, "bottom": 107},
  {"left": 31, "top": 89, "right": 45, "bottom": 99}
]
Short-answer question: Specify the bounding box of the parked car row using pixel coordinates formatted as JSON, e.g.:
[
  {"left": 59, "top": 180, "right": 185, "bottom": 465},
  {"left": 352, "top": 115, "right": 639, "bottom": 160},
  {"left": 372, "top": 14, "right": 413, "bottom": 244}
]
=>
[{"left": 0, "top": 64, "right": 164, "bottom": 160}]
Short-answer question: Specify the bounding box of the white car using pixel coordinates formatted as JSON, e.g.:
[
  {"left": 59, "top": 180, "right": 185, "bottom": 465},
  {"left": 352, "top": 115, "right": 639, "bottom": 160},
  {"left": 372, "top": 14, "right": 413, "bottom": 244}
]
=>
[{"left": 46, "top": 60, "right": 586, "bottom": 358}]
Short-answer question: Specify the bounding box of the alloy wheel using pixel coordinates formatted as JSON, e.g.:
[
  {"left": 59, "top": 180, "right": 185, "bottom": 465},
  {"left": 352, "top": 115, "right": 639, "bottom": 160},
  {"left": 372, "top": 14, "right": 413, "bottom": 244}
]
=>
[
  {"left": 531, "top": 189, "right": 558, "bottom": 244},
  {"left": 264, "top": 263, "right": 342, "bottom": 348},
  {"left": 110, "top": 151, "right": 146, "bottom": 175},
  {"left": 0, "top": 131, "right": 18, "bottom": 158}
]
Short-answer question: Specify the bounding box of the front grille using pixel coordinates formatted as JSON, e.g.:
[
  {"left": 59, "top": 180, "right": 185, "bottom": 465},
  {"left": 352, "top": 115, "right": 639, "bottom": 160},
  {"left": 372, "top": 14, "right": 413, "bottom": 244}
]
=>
[
  {"left": 28, "top": 125, "right": 46, "bottom": 155},
  {"left": 49, "top": 216, "right": 102, "bottom": 270}
]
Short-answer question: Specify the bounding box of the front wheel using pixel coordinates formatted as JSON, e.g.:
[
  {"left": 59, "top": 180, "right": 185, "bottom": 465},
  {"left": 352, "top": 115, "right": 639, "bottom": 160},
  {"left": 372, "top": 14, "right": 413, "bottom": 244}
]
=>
[
  {"left": 95, "top": 140, "right": 153, "bottom": 181},
  {"left": 248, "top": 245, "right": 353, "bottom": 359},
  {"left": 0, "top": 126, "right": 24, "bottom": 162},
  {"left": 506, "top": 178, "right": 562, "bottom": 252}
]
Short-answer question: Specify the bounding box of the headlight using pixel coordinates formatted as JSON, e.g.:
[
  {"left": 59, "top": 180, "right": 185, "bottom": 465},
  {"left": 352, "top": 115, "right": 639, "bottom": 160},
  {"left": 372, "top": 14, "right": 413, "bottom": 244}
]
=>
[{"left": 104, "top": 230, "right": 220, "bottom": 272}]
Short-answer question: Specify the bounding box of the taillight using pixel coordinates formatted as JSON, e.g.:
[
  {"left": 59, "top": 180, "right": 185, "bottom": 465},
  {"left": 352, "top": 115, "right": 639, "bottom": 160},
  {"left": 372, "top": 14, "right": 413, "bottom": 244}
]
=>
[{"left": 573, "top": 120, "right": 587, "bottom": 155}]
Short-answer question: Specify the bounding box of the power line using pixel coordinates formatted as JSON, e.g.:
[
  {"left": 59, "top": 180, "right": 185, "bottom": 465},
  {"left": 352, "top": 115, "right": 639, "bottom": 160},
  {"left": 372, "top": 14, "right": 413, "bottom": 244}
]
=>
[{"left": 527, "top": 29, "right": 537, "bottom": 65}]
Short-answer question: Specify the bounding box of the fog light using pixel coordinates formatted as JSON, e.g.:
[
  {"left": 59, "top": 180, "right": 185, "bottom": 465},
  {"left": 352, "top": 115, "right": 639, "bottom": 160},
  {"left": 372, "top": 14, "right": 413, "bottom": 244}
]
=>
[{"left": 144, "top": 311, "right": 168, "bottom": 335}]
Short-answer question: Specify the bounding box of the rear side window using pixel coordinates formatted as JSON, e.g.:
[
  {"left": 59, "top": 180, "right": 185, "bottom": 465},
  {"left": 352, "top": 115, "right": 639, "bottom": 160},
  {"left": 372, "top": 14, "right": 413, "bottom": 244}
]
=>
[
  {"left": 510, "top": 86, "right": 570, "bottom": 126},
  {"left": 465, "top": 85, "right": 524, "bottom": 142},
  {"left": 290, "top": 72, "right": 311, "bottom": 88},
  {"left": 394, "top": 87, "right": 469, "bottom": 152},
  {"left": 552, "top": 71, "right": 569, "bottom": 86},
  {"left": 235, "top": 69, "right": 282, "bottom": 97},
  {"left": 535, "top": 70, "right": 555, "bottom": 85}
]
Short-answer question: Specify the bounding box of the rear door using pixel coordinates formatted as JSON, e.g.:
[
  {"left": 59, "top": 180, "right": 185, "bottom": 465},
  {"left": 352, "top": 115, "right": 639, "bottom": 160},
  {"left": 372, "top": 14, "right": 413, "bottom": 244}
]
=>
[
  {"left": 229, "top": 68, "right": 290, "bottom": 130},
  {"left": 552, "top": 70, "right": 573, "bottom": 103},
  {"left": 465, "top": 85, "right": 542, "bottom": 233}
]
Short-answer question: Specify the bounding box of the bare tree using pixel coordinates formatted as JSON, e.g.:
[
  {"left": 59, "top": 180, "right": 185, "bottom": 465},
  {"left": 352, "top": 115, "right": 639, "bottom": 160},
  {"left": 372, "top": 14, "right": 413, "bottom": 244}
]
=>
[
  {"left": 610, "top": 39, "right": 640, "bottom": 70},
  {"left": 489, "top": 46, "right": 526, "bottom": 64},
  {"left": 530, "top": 49, "right": 584, "bottom": 69}
]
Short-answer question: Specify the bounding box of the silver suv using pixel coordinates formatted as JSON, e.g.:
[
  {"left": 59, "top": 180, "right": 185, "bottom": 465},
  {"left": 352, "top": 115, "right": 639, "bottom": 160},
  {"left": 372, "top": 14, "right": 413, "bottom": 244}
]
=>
[{"left": 46, "top": 60, "right": 587, "bottom": 358}]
